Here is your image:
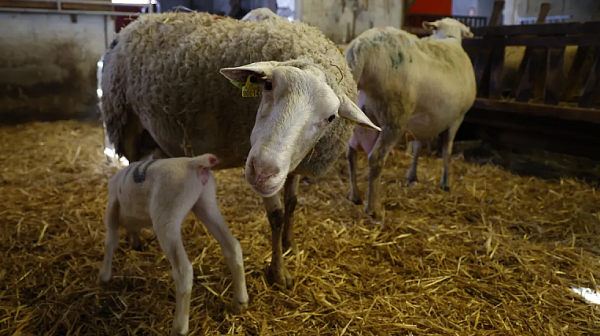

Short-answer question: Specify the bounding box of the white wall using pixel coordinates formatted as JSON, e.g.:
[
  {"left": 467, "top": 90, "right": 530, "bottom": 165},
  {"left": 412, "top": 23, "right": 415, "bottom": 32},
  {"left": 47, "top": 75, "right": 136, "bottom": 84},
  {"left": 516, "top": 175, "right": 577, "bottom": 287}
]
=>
[
  {"left": 502, "top": 0, "right": 600, "bottom": 25},
  {"left": 0, "top": 12, "right": 115, "bottom": 123},
  {"left": 299, "top": 0, "right": 403, "bottom": 44}
]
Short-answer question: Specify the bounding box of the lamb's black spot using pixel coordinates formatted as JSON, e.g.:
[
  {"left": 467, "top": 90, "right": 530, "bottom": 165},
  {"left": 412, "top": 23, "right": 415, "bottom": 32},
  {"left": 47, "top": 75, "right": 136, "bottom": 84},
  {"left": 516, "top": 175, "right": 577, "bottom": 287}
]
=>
[
  {"left": 132, "top": 160, "right": 157, "bottom": 184},
  {"left": 109, "top": 38, "right": 118, "bottom": 49}
]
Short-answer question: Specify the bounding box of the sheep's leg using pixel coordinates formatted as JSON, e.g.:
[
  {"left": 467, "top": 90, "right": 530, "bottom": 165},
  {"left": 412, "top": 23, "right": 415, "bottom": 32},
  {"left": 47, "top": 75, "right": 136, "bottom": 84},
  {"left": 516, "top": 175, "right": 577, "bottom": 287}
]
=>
[
  {"left": 98, "top": 201, "right": 120, "bottom": 284},
  {"left": 405, "top": 139, "right": 422, "bottom": 186},
  {"left": 366, "top": 126, "right": 401, "bottom": 221},
  {"left": 282, "top": 174, "right": 299, "bottom": 255},
  {"left": 263, "top": 194, "right": 293, "bottom": 289},
  {"left": 440, "top": 117, "right": 464, "bottom": 191},
  {"left": 192, "top": 175, "right": 248, "bottom": 313},
  {"left": 346, "top": 145, "right": 362, "bottom": 205},
  {"left": 154, "top": 217, "right": 193, "bottom": 336}
]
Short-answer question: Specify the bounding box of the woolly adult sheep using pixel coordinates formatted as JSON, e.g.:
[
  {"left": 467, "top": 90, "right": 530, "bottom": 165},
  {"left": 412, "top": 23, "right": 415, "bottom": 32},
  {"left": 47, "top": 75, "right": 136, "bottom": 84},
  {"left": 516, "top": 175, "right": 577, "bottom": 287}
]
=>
[
  {"left": 240, "top": 7, "right": 281, "bottom": 21},
  {"left": 344, "top": 18, "right": 476, "bottom": 219},
  {"left": 100, "top": 12, "right": 380, "bottom": 288}
]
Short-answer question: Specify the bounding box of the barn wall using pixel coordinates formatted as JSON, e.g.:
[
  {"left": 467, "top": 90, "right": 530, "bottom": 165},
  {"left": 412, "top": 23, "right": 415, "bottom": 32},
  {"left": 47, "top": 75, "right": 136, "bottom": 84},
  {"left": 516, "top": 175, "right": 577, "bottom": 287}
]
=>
[
  {"left": 503, "top": 0, "right": 600, "bottom": 25},
  {"left": 299, "top": 0, "right": 403, "bottom": 44},
  {"left": 0, "top": 13, "right": 115, "bottom": 124}
]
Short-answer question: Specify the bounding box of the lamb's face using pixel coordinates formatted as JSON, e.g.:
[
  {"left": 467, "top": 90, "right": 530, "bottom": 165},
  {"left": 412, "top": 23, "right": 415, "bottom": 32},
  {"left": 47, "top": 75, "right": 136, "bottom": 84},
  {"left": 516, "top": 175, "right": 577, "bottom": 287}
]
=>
[{"left": 220, "top": 61, "right": 380, "bottom": 197}]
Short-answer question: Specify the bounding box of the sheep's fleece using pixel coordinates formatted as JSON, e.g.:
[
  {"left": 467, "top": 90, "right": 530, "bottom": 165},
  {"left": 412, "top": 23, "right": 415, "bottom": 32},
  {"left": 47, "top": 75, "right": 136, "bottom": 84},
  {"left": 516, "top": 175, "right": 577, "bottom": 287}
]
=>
[{"left": 100, "top": 12, "right": 360, "bottom": 178}]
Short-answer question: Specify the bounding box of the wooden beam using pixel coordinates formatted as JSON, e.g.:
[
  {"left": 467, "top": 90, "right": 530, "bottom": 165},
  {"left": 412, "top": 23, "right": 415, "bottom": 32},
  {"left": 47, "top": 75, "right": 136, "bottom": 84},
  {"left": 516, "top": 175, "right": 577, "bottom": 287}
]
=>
[
  {"left": 578, "top": 51, "right": 600, "bottom": 108},
  {"left": 471, "top": 22, "right": 600, "bottom": 37},
  {"left": 472, "top": 98, "right": 600, "bottom": 124},
  {"left": 544, "top": 47, "right": 566, "bottom": 105},
  {"left": 489, "top": 1, "right": 504, "bottom": 27},
  {"left": 462, "top": 35, "right": 600, "bottom": 48},
  {"left": 536, "top": 3, "right": 551, "bottom": 24}
]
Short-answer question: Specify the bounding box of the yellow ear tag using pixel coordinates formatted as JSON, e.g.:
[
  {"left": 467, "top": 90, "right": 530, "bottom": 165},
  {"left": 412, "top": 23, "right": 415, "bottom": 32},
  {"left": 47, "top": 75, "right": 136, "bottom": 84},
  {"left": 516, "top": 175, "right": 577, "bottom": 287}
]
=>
[{"left": 241, "top": 75, "right": 261, "bottom": 98}]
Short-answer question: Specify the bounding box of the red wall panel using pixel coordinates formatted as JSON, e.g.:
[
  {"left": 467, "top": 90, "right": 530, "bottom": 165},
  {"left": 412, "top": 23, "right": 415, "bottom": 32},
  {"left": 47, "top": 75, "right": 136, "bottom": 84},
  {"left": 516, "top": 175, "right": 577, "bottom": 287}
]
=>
[{"left": 408, "top": 0, "right": 452, "bottom": 15}]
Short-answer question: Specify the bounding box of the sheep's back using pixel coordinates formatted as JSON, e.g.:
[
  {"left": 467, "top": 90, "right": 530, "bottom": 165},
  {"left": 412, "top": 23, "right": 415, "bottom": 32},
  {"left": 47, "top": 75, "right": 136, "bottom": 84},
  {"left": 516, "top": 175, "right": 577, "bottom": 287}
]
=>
[{"left": 107, "top": 12, "right": 356, "bottom": 175}]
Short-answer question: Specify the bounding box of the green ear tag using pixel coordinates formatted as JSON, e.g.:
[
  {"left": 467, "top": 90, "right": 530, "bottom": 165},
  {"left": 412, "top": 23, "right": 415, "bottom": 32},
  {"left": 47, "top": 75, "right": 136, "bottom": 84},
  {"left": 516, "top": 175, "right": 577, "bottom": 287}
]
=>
[
  {"left": 229, "top": 80, "right": 245, "bottom": 90},
  {"left": 241, "top": 75, "right": 260, "bottom": 98}
]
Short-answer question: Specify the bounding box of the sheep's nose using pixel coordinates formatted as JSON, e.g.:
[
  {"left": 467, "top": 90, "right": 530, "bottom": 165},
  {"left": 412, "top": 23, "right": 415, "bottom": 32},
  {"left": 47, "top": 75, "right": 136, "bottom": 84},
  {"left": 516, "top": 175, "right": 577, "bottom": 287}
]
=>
[{"left": 248, "top": 158, "right": 280, "bottom": 185}]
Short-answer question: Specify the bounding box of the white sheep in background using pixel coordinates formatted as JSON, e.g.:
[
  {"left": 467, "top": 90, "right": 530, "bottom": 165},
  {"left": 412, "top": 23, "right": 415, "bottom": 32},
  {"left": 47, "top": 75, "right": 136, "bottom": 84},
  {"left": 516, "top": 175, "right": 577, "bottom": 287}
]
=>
[
  {"left": 241, "top": 7, "right": 281, "bottom": 21},
  {"left": 100, "top": 12, "right": 380, "bottom": 288},
  {"left": 97, "top": 153, "right": 248, "bottom": 336},
  {"left": 344, "top": 18, "right": 477, "bottom": 219}
]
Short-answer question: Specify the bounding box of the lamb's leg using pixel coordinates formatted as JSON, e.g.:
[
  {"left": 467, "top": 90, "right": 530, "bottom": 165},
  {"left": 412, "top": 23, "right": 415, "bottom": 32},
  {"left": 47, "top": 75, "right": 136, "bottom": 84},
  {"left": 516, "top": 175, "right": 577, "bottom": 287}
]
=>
[
  {"left": 406, "top": 139, "right": 422, "bottom": 186},
  {"left": 282, "top": 174, "right": 299, "bottom": 255},
  {"left": 192, "top": 175, "right": 248, "bottom": 313},
  {"left": 346, "top": 145, "right": 362, "bottom": 205},
  {"left": 263, "top": 194, "right": 293, "bottom": 289},
  {"left": 365, "top": 126, "right": 401, "bottom": 220},
  {"left": 440, "top": 117, "right": 464, "bottom": 191},
  {"left": 154, "top": 218, "right": 192, "bottom": 336},
  {"left": 97, "top": 200, "right": 120, "bottom": 284}
]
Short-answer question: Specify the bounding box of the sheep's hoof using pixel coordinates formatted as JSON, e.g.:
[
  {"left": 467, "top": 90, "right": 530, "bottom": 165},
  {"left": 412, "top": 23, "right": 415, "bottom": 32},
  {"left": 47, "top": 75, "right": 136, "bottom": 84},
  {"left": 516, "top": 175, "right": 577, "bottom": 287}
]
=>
[
  {"left": 170, "top": 328, "right": 188, "bottom": 336},
  {"left": 406, "top": 177, "right": 419, "bottom": 187},
  {"left": 440, "top": 184, "right": 450, "bottom": 192},
  {"left": 266, "top": 265, "right": 293, "bottom": 289},
  {"left": 349, "top": 195, "right": 363, "bottom": 205},
  {"left": 283, "top": 239, "right": 299, "bottom": 256}
]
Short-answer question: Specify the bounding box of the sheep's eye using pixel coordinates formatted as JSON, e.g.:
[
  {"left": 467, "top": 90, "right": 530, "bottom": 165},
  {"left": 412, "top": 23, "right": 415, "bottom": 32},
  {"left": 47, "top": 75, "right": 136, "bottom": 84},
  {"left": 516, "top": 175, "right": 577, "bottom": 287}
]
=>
[
  {"left": 264, "top": 81, "right": 273, "bottom": 90},
  {"left": 327, "top": 114, "right": 336, "bottom": 123}
]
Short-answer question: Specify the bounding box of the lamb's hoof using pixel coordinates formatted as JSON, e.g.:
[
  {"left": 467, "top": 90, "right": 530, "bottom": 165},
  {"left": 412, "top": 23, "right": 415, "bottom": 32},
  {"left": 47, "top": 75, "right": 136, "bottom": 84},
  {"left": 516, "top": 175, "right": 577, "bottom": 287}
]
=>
[
  {"left": 349, "top": 195, "right": 363, "bottom": 205},
  {"left": 170, "top": 328, "right": 188, "bottom": 336},
  {"left": 131, "top": 242, "right": 144, "bottom": 252},
  {"left": 233, "top": 297, "right": 249, "bottom": 314},
  {"left": 96, "top": 273, "right": 110, "bottom": 285},
  {"left": 266, "top": 265, "right": 293, "bottom": 289},
  {"left": 440, "top": 184, "right": 450, "bottom": 192}
]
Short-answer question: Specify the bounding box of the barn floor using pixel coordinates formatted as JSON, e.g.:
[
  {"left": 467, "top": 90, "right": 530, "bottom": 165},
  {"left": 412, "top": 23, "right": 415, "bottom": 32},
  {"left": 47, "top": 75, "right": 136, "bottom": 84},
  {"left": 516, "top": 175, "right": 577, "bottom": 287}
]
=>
[{"left": 1, "top": 120, "right": 600, "bottom": 335}]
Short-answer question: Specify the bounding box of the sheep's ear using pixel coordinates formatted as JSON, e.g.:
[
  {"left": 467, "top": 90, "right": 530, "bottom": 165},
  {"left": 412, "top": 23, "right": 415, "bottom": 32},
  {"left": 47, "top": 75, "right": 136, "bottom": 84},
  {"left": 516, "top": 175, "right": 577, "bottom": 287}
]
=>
[
  {"left": 422, "top": 21, "right": 438, "bottom": 31},
  {"left": 338, "top": 95, "right": 381, "bottom": 131},
  {"left": 462, "top": 26, "right": 474, "bottom": 38},
  {"left": 219, "top": 62, "right": 277, "bottom": 83}
]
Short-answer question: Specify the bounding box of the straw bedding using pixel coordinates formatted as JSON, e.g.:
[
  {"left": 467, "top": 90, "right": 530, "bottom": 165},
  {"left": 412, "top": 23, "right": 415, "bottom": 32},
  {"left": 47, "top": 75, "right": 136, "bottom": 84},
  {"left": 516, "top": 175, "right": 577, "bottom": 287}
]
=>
[{"left": 1, "top": 120, "right": 599, "bottom": 335}]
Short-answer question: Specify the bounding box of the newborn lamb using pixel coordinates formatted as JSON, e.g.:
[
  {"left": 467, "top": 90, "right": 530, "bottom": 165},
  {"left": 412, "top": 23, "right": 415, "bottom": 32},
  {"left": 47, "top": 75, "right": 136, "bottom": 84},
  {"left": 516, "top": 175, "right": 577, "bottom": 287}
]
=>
[{"left": 97, "top": 153, "right": 248, "bottom": 336}]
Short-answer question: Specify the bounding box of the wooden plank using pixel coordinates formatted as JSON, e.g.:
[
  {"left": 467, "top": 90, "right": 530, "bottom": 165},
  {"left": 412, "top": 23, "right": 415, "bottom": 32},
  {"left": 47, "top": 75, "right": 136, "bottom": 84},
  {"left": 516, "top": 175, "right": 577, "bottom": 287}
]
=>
[
  {"left": 488, "top": 44, "right": 505, "bottom": 99},
  {"left": 473, "top": 48, "right": 492, "bottom": 96},
  {"left": 471, "top": 22, "right": 600, "bottom": 37},
  {"left": 578, "top": 51, "right": 600, "bottom": 108},
  {"left": 544, "top": 47, "right": 565, "bottom": 105},
  {"left": 473, "top": 98, "right": 600, "bottom": 124},
  {"left": 516, "top": 48, "right": 547, "bottom": 102},
  {"left": 489, "top": 1, "right": 504, "bottom": 26},
  {"left": 462, "top": 35, "right": 600, "bottom": 48},
  {"left": 562, "top": 46, "right": 591, "bottom": 101},
  {"left": 0, "top": 0, "right": 113, "bottom": 11},
  {"left": 537, "top": 3, "right": 551, "bottom": 24}
]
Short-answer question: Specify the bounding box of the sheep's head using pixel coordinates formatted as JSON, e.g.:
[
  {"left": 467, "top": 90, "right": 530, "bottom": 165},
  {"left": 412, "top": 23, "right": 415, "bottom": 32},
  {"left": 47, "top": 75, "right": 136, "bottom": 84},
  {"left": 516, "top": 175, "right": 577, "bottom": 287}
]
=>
[
  {"left": 220, "top": 60, "right": 380, "bottom": 197},
  {"left": 422, "top": 18, "right": 474, "bottom": 41}
]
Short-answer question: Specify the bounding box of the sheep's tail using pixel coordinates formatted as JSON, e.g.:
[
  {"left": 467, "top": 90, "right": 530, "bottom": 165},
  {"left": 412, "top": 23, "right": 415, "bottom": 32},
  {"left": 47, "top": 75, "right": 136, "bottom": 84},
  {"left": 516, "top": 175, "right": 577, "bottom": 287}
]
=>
[{"left": 343, "top": 37, "right": 368, "bottom": 85}]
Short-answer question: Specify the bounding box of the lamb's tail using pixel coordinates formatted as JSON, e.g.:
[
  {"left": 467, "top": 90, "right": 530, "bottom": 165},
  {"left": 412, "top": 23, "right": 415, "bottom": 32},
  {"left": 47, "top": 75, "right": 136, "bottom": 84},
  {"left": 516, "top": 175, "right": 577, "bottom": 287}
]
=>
[{"left": 188, "top": 154, "right": 219, "bottom": 185}]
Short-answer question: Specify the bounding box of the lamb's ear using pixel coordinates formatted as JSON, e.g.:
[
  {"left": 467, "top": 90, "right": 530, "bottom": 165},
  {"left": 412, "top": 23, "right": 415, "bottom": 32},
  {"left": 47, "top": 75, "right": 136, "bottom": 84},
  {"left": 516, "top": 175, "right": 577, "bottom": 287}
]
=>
[
  {"left": 338, "top": 95, "right": 381, "bottom": 131},
  {"left": 219, "top": 61, "right": 278, "bottom": 83},
  {"left": 422, "top": 21, "right": 439, "bottom": 31}
]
